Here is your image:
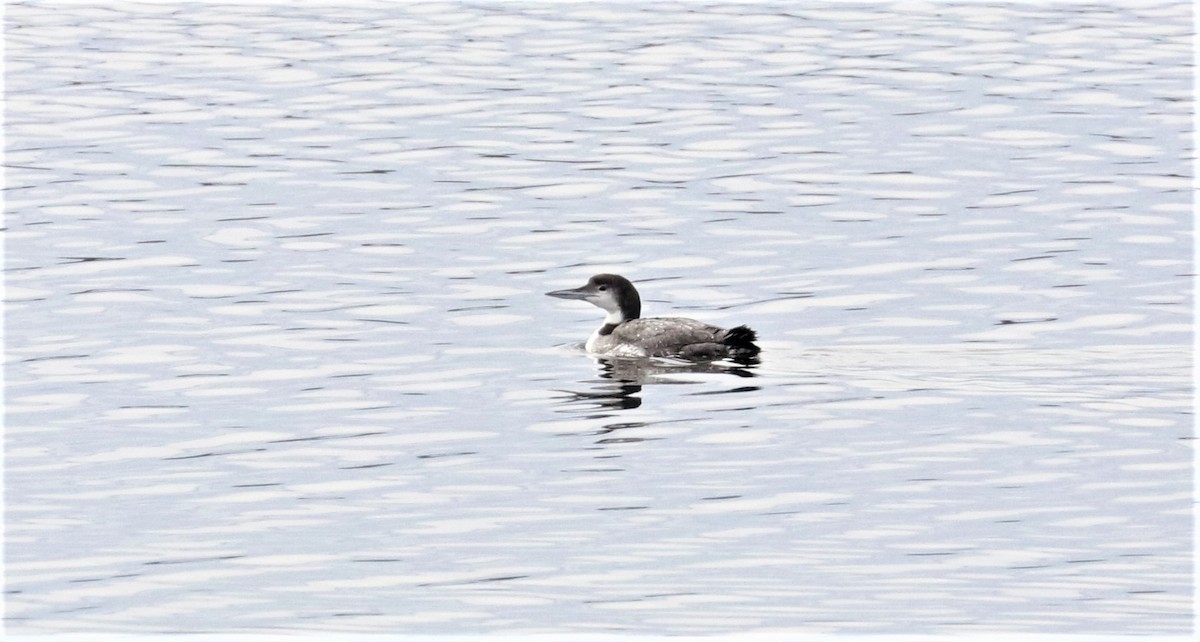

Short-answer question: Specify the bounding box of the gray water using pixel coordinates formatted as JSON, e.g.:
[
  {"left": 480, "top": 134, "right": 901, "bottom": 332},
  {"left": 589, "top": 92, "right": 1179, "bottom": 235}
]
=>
[{"left": 4, "top": 1, "right": 1194, "bottom": 637}]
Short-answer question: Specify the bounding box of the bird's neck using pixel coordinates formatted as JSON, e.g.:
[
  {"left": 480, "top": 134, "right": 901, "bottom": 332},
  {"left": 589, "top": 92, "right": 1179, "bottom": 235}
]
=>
[{"left": 598, "top": 309, "right": 627, "bottom": 336}]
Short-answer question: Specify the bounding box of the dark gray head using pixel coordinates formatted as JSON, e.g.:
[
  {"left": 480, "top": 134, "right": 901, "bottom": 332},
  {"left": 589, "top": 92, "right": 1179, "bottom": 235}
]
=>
[{"left": 545, "top": 273, "right": 642, "bottom": 322}]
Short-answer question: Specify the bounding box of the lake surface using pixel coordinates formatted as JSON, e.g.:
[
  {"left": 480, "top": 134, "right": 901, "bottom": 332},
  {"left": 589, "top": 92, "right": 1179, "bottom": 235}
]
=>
[{"left": 4, "top": 1, "right": 1193, "bottom": 637}]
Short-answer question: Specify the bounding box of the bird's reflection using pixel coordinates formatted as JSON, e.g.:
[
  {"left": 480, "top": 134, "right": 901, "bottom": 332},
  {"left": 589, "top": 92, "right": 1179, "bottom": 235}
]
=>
[
  {"left": 555, "top": 354, "right": 759, "bottom": 412},
  {"left": 560, "top": 378, "right": 645, "bottom": 410}
]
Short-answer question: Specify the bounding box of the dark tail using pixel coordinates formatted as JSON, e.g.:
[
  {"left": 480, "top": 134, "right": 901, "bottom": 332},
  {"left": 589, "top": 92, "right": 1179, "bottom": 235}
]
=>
[{"left": 721, "top": 325, "right": 761, "bottom": 356}]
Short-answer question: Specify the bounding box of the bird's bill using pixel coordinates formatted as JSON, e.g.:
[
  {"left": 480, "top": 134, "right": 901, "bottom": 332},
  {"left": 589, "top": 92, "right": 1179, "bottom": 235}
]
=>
[{"left": 545, "top": 285, "right": 591, "bottom": 300}]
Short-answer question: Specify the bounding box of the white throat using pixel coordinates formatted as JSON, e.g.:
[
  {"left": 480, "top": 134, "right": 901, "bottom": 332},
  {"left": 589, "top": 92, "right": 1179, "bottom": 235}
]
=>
[{"left": 603, "top": 309, "right": 625, "bottom": 325}]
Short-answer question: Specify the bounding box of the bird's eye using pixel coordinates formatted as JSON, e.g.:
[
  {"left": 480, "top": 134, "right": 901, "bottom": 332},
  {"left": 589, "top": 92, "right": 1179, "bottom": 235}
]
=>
[{"left": 597, "top": 286, "right": 607, "bottom": 291}]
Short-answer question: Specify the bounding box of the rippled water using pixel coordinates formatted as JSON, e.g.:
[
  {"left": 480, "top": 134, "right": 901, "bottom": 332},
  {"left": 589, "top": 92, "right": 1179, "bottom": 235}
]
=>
[{"left": 4, "top": 1, "right": 1193, "bottom": 637}]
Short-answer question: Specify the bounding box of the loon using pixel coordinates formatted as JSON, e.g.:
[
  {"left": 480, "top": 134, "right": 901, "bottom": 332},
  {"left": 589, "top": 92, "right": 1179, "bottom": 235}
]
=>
[{"left": 546, "top": 274, "right": 761, "bottom": 361}]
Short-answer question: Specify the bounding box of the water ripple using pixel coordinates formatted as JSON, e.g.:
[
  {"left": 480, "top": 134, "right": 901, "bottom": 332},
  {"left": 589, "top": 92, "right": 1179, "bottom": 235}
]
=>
[{"left": 5, "top": 1, "right": 1191, "bottom": 636}]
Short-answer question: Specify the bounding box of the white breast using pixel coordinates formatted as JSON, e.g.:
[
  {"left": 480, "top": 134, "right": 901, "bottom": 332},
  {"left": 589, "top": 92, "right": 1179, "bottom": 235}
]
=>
[{"left": 586, "top": 329, "right": 648, "bottom": 357}]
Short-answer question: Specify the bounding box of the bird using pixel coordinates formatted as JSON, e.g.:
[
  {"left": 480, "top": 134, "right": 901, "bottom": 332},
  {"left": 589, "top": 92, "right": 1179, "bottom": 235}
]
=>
[{"left": 546, "top": 273, "right": 760, "bottom": 362}]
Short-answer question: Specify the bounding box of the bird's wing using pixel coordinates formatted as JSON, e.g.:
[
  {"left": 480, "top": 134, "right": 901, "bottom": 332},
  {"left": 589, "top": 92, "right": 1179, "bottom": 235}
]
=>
[{"left": 612, "top": 317, "right": 723, "bottom": 356}]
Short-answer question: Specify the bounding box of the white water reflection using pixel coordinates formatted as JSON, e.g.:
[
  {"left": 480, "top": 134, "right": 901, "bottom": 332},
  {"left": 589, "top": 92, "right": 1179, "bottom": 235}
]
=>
[{"left": 5, "top": 1, "right": 1193, "bottom": 637}]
